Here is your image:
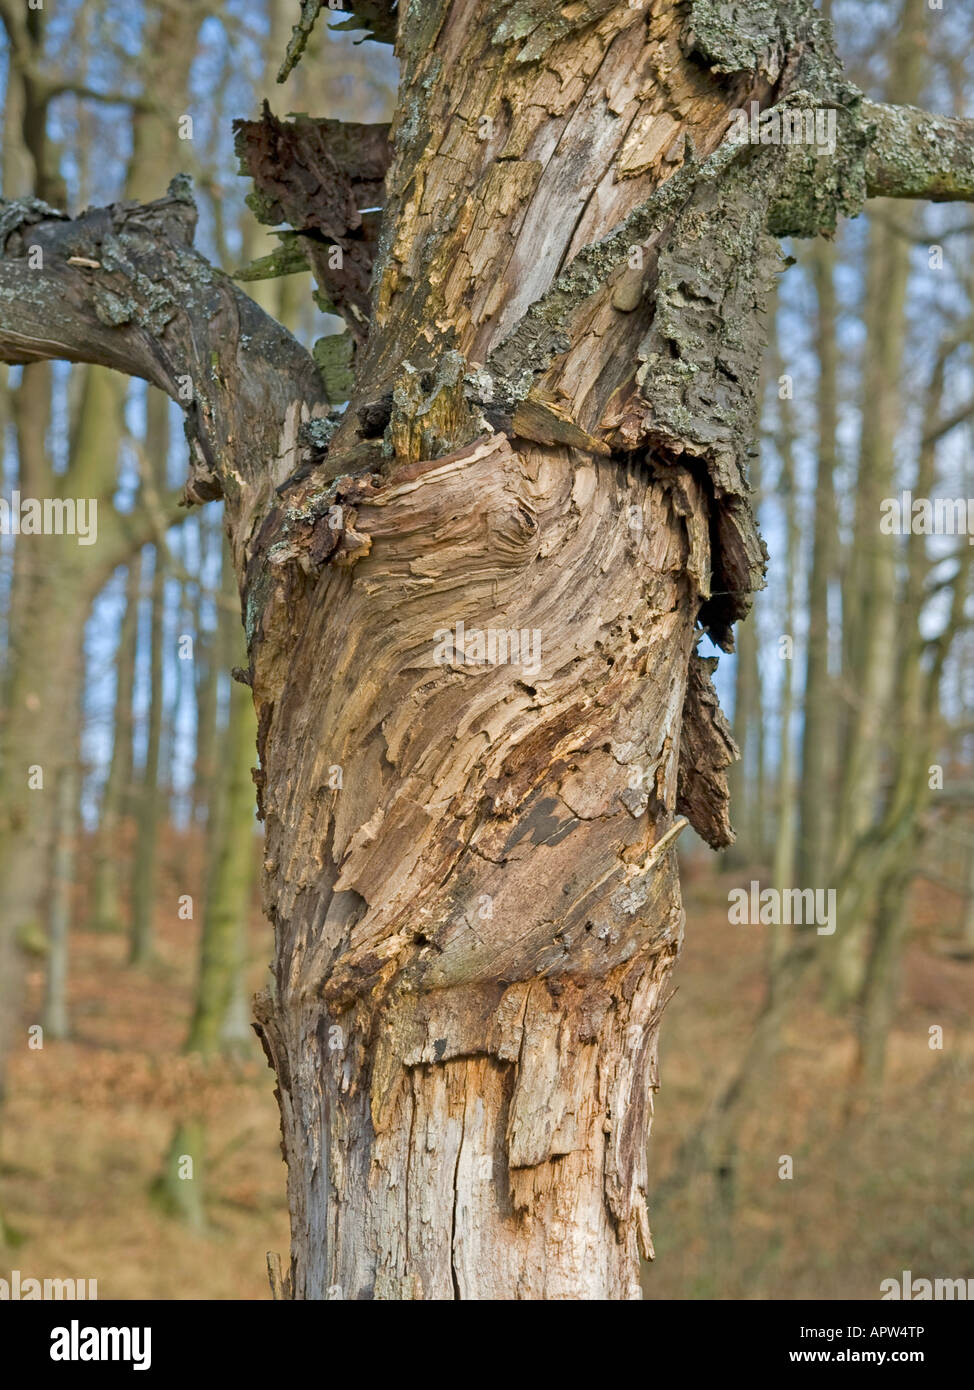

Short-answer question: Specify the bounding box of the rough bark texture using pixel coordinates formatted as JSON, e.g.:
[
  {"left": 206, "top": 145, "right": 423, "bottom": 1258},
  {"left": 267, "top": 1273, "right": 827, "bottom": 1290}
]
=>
[
  {"left": 251, "top": 433, "right": 705, "bottom": 1297},
  {"left": 3, "top": 0, "right": 974, "bottom": 1302},
  {"left": 238, "top": 0, "right": 862, "bottom": 1297}
]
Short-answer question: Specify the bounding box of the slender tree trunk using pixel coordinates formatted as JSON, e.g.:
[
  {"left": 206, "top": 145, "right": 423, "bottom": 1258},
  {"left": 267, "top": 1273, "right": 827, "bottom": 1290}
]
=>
[
  {"left": 770, "top": 348, "right": 799, "bottom": 980},
  {"left": 962, "top": 847, "right": 974, "bottom": 951},
  {"left": 129, "top": 540, "right": 166, "bottom": 966},
  {"left": 186, "top": 558, "right": 258, "bottom": 1056},
  {"left": 192, "top": 523, "right": 221, "bottom": 831},
  {"left": 797, "top": 239, "right": 839, "bottom": 888},
  {"left": 42, "top": 755, "right": 78, "bottom": 1040},
  {"left": 89, "top": 555, "right": 141, "bottom": 932},
  {"left": 0, "top": 557, "right": 88, "bottom": 1044},
  {"left": 151, "top": 1120, "right": 207, "bottom": 1232},
  {"left": 851, "top": 863, "right": 913, "bottom": 1108}
]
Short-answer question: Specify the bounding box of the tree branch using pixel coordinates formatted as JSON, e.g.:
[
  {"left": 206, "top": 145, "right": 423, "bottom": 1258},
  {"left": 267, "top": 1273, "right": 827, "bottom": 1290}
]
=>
[
  {"left": 278, "top": 0, "right": 397, "bottom": 81},
  {"left": 864, "top": 100, "right": 974, "bottom": 203},
  {"left": 45, "top": 79, "right": 154, "bottom": 111},
  {"left": 0, "top": 180, "right": 329, "bottom": 560}
]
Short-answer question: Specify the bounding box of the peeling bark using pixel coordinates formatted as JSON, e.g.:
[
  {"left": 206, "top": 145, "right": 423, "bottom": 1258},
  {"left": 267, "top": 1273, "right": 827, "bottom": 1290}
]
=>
[
  {"left": 677, "top": 653, "right": 737, "bottom": 850},
  {"left": 4, "top": 0, "right": 974, "bottom": 1302},
  {"left": 234, "top": 105, "right": 392, "bottom": 342},
  {"left": 249, "top": 433, "right": 704, "bottom": 1296}
]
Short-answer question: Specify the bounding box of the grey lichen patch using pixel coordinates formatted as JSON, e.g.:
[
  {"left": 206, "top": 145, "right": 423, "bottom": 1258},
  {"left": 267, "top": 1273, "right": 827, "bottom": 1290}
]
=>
[
  {"left": 284, "top": 470, "right": 345, "bottom": 522},
  {"left": 687, "top": 0, "right": 799, "bottom": 80},
  {"left": 491, "top": 0, "right": 619, "bottom": 63},
  {"left": 89, "top": 226, "right": 193, "bottom": 337},
  {"left": 92, "top": 286, "right": 134, "bottom": 327},
  {"left": 0, "top": 197, "right": 67, "bottom": 250},
  {"left": 487, "top": 141, "right": 726, "bottom": 408},
  {"left": 463, "top": 364, "right": 495, "bottom": 404},
  {"left": 300, "top": 416, "right": 342, "bottom": 453}
]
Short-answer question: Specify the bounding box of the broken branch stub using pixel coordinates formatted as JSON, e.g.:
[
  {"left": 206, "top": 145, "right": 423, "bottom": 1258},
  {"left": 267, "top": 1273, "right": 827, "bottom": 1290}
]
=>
[{"left": 234, "top": 105, "right": 392, "bottom": 343}]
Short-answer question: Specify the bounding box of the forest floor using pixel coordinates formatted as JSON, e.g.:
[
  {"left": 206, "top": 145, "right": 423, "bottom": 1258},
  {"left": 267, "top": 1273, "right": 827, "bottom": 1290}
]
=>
[{"left": 2, "top": 836, "right": 972, "bottom": 1300}]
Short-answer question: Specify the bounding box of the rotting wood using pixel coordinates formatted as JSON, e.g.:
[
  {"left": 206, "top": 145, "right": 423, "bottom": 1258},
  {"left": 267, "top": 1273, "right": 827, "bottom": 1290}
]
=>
[{"left": 4, "top": 0, "right": 974, "bottom": 1302}]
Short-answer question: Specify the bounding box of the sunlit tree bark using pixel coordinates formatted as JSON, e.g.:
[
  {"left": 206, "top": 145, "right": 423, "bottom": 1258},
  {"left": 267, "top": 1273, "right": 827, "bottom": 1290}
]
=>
[{"left": 3, "top": 0, "right": 974, "bottom": 1299}]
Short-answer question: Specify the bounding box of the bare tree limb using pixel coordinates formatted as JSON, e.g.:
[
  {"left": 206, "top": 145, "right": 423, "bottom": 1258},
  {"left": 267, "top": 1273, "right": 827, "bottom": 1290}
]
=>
[
  {"left": 278, "top": 0, "right": 397, "bottom": 80},
  {"left": 44, "top": 80, "right": 154, "bottom": 111},
  {"left": 0, "top": 180, "right": 329, "bottom": 559},
  {"left": 864, "top": 100, "right": 974, "bottom": 203},
  {"left": 922, "top": 400, "right": 974, "bottom": 447}
]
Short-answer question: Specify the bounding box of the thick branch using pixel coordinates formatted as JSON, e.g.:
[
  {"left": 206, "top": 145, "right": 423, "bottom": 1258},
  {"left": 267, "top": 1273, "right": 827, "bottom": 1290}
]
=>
[
  {"left": 0, "top": 181, "right": 329, "bottom": 560},
  {"left": 864, "top": 100, "right": 974, "bottom": 203}
]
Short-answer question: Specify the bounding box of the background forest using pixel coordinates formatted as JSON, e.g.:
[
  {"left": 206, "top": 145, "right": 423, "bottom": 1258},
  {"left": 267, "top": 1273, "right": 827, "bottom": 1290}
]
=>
[{"left": 0, "top": 0, "right": 971, "bottom": 1299}]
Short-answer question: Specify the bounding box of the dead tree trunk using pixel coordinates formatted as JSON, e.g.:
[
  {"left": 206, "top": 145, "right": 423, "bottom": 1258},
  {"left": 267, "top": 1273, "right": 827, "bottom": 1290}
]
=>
[{"left": 3, "top": 0, "right": 974, "bottom": 1300}]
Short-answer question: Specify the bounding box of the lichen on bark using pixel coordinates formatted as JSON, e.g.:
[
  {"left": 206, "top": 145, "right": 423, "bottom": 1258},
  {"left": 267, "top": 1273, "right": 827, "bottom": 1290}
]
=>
[{"left": 6, "top": 0, "right": 974, "bottom": 1304}]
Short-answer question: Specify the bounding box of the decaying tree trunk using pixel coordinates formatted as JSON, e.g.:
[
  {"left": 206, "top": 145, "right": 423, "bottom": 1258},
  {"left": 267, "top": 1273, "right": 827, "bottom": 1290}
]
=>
[{"left": 2, "top": 0, "right": 974, "bottom": 1300}]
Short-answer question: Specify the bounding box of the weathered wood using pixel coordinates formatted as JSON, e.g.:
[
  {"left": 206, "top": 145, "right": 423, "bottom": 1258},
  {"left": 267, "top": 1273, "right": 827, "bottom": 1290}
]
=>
[
  {"left": 250, "top": 430, "right": 704, "bottom": 1297},
  {"left": 4, "top": 0, "right": 974, "bottom": 1302},
  {"left": 234, "top": 105, "right": 392, "bottom": 341}
]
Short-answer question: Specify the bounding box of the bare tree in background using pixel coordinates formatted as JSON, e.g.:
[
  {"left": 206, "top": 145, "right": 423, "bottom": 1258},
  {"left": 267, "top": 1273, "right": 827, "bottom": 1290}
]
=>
[{"left": 2, "top": 0, "right": 974, "bottom": 1299}]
